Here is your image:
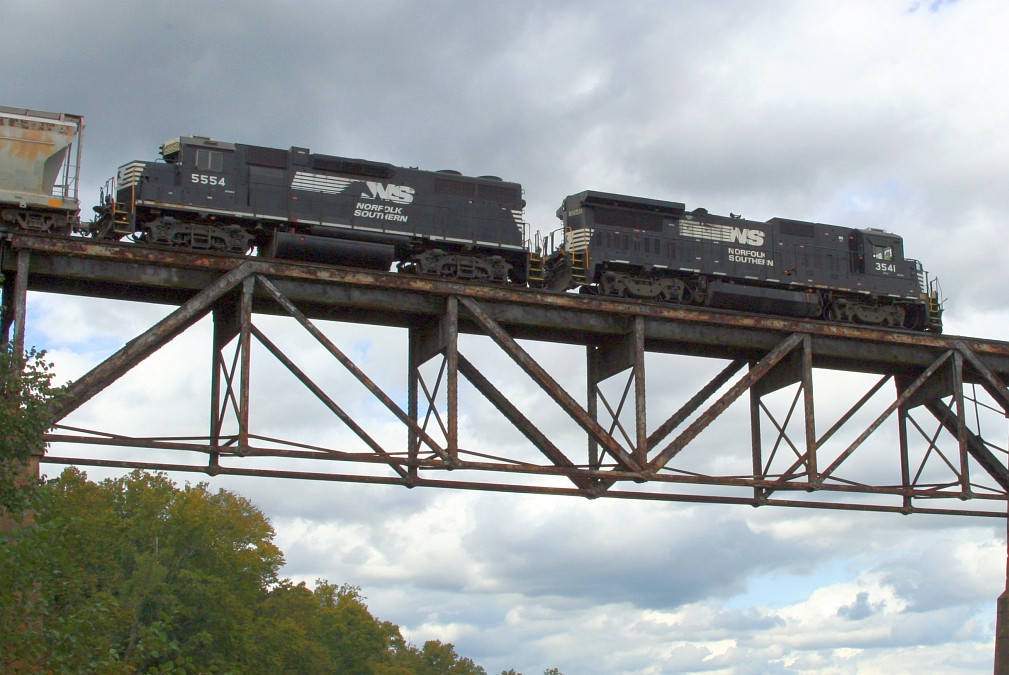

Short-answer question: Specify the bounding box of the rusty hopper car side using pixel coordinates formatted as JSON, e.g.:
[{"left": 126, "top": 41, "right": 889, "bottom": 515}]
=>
[{"left": 0, "top": 106, "right": 83, "bottom": 234}]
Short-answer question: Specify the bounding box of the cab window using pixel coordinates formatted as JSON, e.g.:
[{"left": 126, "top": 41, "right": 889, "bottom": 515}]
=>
[
  {"left": 872, "top": 244, "right": 893, "bottom": 260},
  {"left": 196, "top": 149, "right": 224, "bottom": 172}
]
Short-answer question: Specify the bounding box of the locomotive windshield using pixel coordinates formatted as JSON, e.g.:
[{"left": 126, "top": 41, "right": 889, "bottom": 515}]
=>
[
  {"left": 862, "top": 232, "right": 902, "bottom": 262},
  {"left": 195, "top": 149, "right": 224, "bottom": 172},
  {"left": 872, "top": 243, "right": 893, "bottom": 260}
]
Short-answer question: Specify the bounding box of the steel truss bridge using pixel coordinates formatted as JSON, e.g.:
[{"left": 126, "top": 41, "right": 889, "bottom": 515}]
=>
[
  {"left": 2, "top": 231, "right": 1008, "bottom": 518},
  {"left": 5, "top": 230, "right": 1009, "bottom": 666}
]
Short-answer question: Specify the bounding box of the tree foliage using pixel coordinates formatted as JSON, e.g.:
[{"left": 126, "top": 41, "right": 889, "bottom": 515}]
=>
[
  {"left": 0, "top": 341, "right": 558, "bottom": 673},
  {"left": 0, "top": 468, "right": 535, "bottom": 673},
  {"left": 0, "top": 345, "right": 65, "bottom": 518}
]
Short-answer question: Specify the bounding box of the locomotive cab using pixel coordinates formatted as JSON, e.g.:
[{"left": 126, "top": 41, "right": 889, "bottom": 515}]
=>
[
  {"left": 91, "top": 135, "right": 253, "bottom": 252},
  {"left": 159, "top": 136, "right": 241, "bottom": 213},
  {"left": 854, "top": 228, "right": 906, "bottom": 277}
]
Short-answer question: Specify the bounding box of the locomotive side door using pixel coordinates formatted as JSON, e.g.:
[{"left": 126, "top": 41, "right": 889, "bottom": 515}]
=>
[
  {"left": 248, "top": 165, "right": 287, "bottom": 220},
  {"left": 780, "top": 241, "right": 811, "bottom": 281},
  {"left": 180, "top": 142, "right": 238, "bottom": 213}
]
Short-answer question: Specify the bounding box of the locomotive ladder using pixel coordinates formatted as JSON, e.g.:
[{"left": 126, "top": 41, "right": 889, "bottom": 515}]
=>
[
  {"left": 109, "top": 164, "right": 143, "bottom": 236},
  {"left": 566, "top": 226, "right": 591, "bottom": 285},
  {"left": 526, "top": 250, "right": 548, "bottom": 285},
  {"left": 569, "top": 248, "right": 588, "bottom": 285}
]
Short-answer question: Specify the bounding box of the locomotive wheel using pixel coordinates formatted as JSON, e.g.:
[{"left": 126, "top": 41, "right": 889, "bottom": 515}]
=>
[{"left": 902, "top": 305, "right": 926, "bottom": 331}]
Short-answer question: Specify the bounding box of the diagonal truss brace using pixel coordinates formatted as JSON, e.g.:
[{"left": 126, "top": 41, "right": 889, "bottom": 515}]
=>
[
  {"left": 457, "top": 295, "right": 643, "bottom": 473},
  {"left": 54, "top": 263, "right": 259, "bottom": 421}
]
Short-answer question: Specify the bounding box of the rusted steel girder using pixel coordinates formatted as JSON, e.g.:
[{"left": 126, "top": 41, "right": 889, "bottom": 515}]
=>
[
  {"left": 0, "top": 233, "right": 1005, "bottom": 517},
  {"left": 9, "top": 231, "right": 1006, "bottom": 670},
  {"left": 254, "top": 273, "right": 452, "bottom": 463},
  {"left": 7, "top": 231, "right": 1009, "bottom": 375},
  {"left": 458, "top": 294, "right": 643, "bottom": 474}
]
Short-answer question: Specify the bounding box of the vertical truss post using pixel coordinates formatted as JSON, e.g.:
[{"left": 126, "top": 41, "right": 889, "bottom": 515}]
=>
[
  {"left": 407, "top": 295, "right": 459, "bottom": 469},
  {"left": 408, "top": 327, "right": 420, "bottom": 482},
  {"left": 586, "top": 317, "right": 646, "bottom": 468},
  {"left": 802, "top": 335, "right": 817, "bottom": 482},
  {"left": 750, "top": 371, "right": 763, "bottom": 503},
  {"left": 0, "top": 249, "right": 39, "bottom": 505},
  {"left": 586, "top": 343, "right": 600, "bottom": 470},
  {"left": 952, "top": 350, "right": 970, "bottom": 493},
  {"left": 210, "top": 294, "right": 240, "bottom": 471},
  {"left": 210, "top": 319, "right": 223, "bottom": 471},
  {"left": 998, "top": 511, "right": 1009, "bottom": 675},
  {"left": 633, "top": 316, "right": 647, "bottom": 466},
  {"left": 238, "top": 276, "right": 254, "bottom": 451},
  {"left": 446, "top": 296, "right": 459, "bottom": 460},
  {"left": 897, "top": 397, "right": 912, "bottom": 513},
  {"left": 1, "top": 252, "right": 15, "bottom": 346},
  {"left": 4, "top": 249, "right": 30, "bottom": 358}
]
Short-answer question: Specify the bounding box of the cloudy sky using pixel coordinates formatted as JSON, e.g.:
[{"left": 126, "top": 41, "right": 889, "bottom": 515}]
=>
[{"left": 5, "top": 0, "right": 1009, "bottom": 672}]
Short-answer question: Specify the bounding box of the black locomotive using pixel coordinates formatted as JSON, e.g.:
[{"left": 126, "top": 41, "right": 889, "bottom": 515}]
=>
[
  {"left": 90, "top": 135, "right": 529, "bottom": 284},
  {"left": 545, "top": 191, "right": 944, "bottom": 332},
  {"left": 81, "top": 135, "right": 942, "bottom": 332}
]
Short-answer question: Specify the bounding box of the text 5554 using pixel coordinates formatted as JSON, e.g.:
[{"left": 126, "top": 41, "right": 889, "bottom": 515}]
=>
[{"left": 191, "top": 173, "right": 226, "bottom": 186}]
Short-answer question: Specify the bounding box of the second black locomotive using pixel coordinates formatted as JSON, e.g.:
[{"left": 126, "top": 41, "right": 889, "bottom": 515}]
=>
[{"left": 545, "top": 191, "right": 943, "bottom": 332}]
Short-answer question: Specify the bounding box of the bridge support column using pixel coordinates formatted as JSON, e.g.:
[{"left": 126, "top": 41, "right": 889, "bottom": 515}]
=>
[
  {"left": 1, "top": 249, "right": 40, "bottom": 531},
  {"left": 997, "top": 514, "right": 1009, "bottom": 674},
  {"left": 1, "top": 249, "right": 30, "bottom": 356}
]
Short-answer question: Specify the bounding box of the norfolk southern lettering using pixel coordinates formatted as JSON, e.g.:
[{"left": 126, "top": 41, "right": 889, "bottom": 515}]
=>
[
  {"left": 677, "top": 220, "right": 772, "bottom": 266},
  {"left": 728, "top": 247, "right": 772, "bottom": 266},
  {"left": 354, "top": 202, "right": 409, "bottom": 222},
  {"left": 353, "top": 181, "right": 413, "bottom": 222}
]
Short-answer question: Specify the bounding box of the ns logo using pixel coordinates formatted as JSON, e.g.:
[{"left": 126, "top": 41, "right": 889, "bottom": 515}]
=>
[
  {"left": 728, "top": 227, "right": 765, "bottom": 247},
  {"left": 361, "top": 181, "right": 415, "bottom": 205}
]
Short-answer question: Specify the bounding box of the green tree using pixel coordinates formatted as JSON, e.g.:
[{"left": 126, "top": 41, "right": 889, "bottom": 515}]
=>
[
  {"left": 388, "top": 639, "right": 487, "bottom": 675},
  {"left": 0, "top": 344, "right": 64, "bottom": 519},
  {"left": 312, "top": 582, "right": 394, "bottom": 673},
  {"left": 0, "top": 470, "right": 123, "bottom": 671},
  {"left": 1, "top": 466, "right": 501, "bottom": 673},
  {"left": 249, "top": 579, "right": 333, "bottom": 672},
  {"left": 1, "top": 468, "right": 285, "bottom": 671}
]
